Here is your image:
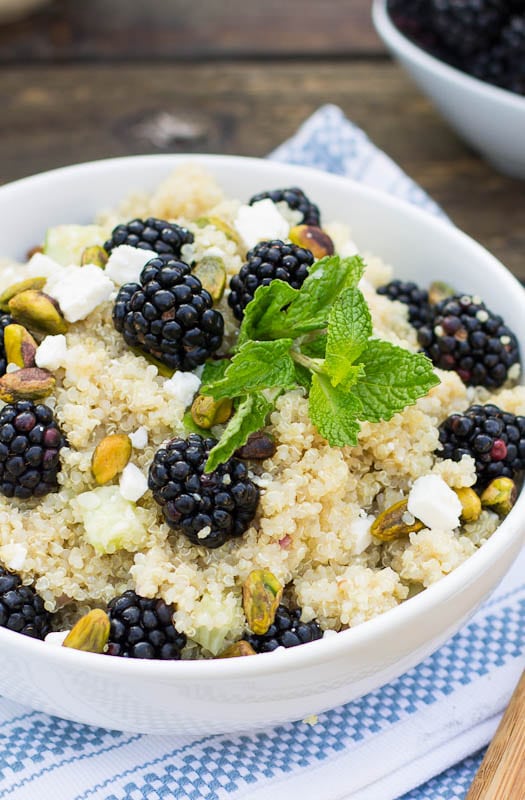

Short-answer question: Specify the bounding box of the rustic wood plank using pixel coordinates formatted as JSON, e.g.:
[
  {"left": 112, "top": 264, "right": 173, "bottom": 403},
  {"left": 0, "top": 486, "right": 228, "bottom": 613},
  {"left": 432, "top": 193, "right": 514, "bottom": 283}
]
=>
[
  {"left": 0, "top": 0, "right": 384, "bottom": 61},
  {"left": 2, "top": 61, "right": 524, "bottom": 281}
]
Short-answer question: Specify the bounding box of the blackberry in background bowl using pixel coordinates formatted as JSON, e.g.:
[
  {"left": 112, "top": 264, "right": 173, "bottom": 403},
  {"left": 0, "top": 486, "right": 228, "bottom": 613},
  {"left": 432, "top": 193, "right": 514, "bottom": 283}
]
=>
[{"left": 373, "top": 0, "right": 525, "bottom": 178}]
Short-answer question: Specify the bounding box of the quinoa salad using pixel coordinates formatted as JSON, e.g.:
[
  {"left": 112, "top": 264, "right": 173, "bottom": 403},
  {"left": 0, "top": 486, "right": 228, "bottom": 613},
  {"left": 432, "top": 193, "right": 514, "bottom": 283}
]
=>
[{"left": 0, "top": 163, "right": 523, "bottom": 660}]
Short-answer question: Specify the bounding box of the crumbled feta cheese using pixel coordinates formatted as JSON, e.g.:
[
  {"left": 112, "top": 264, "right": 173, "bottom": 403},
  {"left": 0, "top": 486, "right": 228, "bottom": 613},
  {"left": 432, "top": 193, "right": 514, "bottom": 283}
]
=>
[
  {"left": 407, "top": 475, "right": 461, "bottom": 531},
  {"left": 234, "top": 199, "right": 289, "bottom": 248},
  {"left": 35, "top": 334, "right": 68, "bottom": 371},
  {"left": 26, "top": 252, "right": 65, "bottom": 281},
  {"left": 275, "top": 201, "right": 302, "bottom": 227},
  {"left": 339, "top": 239, "right": 359, "bottom": 257},
  {"left": 129, "top": 426, "right": 148, "bottom": 449},
  {"left": 0, "top": 542, "right": 27, "bottom": 571},
  {"left": 45, "top": 630, "right": 70, "bottom": 646},
  {"left": 105, "top": 244, "right": 157, "bottom": 286},
  {"left": 119, "top": 463, "right": 149, "bottom": 502},
  {"left": 46, "top": 264, "right": 113, "bottom": 322},
  {"left": 164, "top": 371, "right": 201, "bottom": 407},
  {"left": 349, "top": 514, "right": 374, "bottom": 554}
]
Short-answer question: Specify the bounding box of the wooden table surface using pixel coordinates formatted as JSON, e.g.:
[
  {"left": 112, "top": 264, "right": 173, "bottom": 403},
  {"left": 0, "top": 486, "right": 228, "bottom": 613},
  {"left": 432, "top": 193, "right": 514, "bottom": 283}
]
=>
[{"left": 1, "top": 0, "right": 524, "bottom": 279}]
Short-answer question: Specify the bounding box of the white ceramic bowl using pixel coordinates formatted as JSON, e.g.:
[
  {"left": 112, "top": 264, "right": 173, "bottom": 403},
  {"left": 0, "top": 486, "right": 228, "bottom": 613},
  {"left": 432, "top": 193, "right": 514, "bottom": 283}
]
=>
[
  {"left": 0, "top": 154, "right": 524, "bottom": 735},
  {"left": 372, "top": 0, "right": 525, "bottom": 179}
]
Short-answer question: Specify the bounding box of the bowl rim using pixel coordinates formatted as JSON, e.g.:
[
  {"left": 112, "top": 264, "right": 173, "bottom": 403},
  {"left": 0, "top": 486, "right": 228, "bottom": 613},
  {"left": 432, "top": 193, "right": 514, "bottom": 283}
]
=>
[
  {"left": 0, "top": 151, "right": 524, "bottom": 681},
  {"left": 372, "top": 0, "right": 525, "bottom": 110}
]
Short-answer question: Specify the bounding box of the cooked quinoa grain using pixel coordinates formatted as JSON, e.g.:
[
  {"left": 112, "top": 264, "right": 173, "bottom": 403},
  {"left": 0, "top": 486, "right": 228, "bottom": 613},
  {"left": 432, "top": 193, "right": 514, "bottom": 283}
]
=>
[{"left": 0, "top": 164, "right": 522, "bottom": 658}]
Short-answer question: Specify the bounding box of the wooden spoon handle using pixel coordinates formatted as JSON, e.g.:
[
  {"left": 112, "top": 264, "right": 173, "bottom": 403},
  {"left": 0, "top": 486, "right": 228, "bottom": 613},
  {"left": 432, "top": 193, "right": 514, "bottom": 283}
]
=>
[{"left": 466, "top": 670, "right": 525, "bottom": 800}]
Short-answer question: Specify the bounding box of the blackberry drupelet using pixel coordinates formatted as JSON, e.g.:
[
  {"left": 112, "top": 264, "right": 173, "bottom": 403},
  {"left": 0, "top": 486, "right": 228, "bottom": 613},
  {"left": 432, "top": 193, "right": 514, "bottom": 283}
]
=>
[
  {"left": 437, "top": 404, "right": 525, "bottom": 485},
  {"left": 0, "top": 312, "right": 14, "bottom": 377},
  {"left": 228, "top": 239, "right": 314, "bottom": 321},
  {"left": 471, "top": 15, "right": 525, "bottom": 94},
  {"left": 0, "top": 565, "right": 51, "bottom": 639},
  {"left": 107, "top": 590, "right": 186, "bottom": 659},
  {"left": 112, "top": 254, "right": 224, "bottom": 371},
  {"left": 430, "top": 0, "right": 507, "bottom": 58},
  {"left": 376, "top": 280, "right": 434, "bottom": 329},
  {"left": 0, "top": 401, "right": 66, "bottom": 499},
  {"left": 104, "top": 217, "right": 194, "bottom": 257},
  {"left": 148, "top": 434, "right": 259, "bottom": 549},
  {"left": 417, "top": 294, "right": 519, "bottom": 389},
  {"left": 248, "top": 187, "right": 321, "bottom": 226},
  {"left": 244, "top": 605, "right": 323, "bottom": 653}
]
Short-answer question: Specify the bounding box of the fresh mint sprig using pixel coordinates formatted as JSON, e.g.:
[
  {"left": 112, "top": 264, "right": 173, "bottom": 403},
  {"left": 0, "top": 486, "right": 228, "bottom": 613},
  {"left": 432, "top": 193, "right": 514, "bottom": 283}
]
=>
[{"left": 200, "top": 255, "right": 439, "bottom": 471}]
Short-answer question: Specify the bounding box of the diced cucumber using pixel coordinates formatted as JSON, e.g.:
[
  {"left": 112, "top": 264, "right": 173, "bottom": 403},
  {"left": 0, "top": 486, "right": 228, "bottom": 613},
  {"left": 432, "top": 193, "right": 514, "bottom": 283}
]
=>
[
  {"left": 44, "top": 224, "right": 107, "bottom": 266},
  {"left": 74, "top": 485, "right": 149, "bottom": 554}
]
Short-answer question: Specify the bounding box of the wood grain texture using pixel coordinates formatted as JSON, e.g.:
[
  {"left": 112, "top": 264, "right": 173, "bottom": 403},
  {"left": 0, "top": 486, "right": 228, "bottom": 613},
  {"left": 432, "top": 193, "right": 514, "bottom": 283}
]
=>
[
  {"left": 0, "top": 0, "right": 384, "bottom": 61},
  {"left": 2, "top": 61, "right": 524, "bottom": 280},
  {"left": 466, "top": 671, "right": 525, "bottom": 800}
]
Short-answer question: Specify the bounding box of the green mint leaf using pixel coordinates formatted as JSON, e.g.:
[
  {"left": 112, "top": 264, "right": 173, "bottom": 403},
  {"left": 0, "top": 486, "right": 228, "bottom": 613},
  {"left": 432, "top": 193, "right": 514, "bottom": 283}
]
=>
[
  {"left": 309, "top": 373, "right": 363, "bottom": 446},
  {"left": 205, "top": 393, "right": 272, "bottom": 472},
  {"left": 238, "top": 255, "right": 366, "bottom": 343},
  {"left": 282, "top": 255, "right": 366, "bottom": 335},
  {"left": 324, "top": 287, "right": 372, "bottom": 386},
  {"left": 201, "top": 359, "right": 229, "bottom": 384},
  {"left": 182, "top": 410, "right": 209, "bottom": 436},
  {"left": 300, "top": 333, "right": 327, "bottom": 359},
  {"left": 238, "top": 281, "right": 298, "bottom": 346},
  {"left": 201, "top": 339, "right": 295, "bottom": 400},
  {"left": 352, "top": 340, "right": 440, "bottom": 423},
  {"left": 294, "top": 362, "right": 312, "bottom": 390}
]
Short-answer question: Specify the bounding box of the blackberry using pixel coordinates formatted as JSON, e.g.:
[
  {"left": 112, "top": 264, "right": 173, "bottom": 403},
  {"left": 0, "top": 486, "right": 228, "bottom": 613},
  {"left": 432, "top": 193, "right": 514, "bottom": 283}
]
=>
[
  {"left": 0, "top": 401, "right": 66, "bottom": 500},
  {"left": 107, "top": 590, "right": 186, "bottom": 659},
  {"left": 437, "top": 404, "right": 525, "bottom": 485},
  {"left": 0, "top": 565, "right": 51, "bottom": 639},
  {"left": 228, "top": 239, "right": 314, "bottom": 321},
  {"left": 113, "top": 254, "right": 224, "bottom": 371},
  {"left": 248, "top": 187, "right": 321, "bottom": 226},
  {"left": 376, "top": 280, "right": 434, "bottom": 329},
  {"left": 104, "top": 217, "right": 194, "bottom": 258},
  {"left": 0, "top": 313, "right": 14, "bottom": 377},
  {"left": 417, "top": 294, "right": 520, "bottom": 389},
  {"left": 244, "top": 605, "right": 323, "bottom": 653},
  {"left": 148, "top": 434, "right": 259, "bottom": 549},
  {"left": 430, "top": 0, "right": 507, "bottom": 59},
  {"left": 471, "top": 15, "right": 525, "bottom": 95}
]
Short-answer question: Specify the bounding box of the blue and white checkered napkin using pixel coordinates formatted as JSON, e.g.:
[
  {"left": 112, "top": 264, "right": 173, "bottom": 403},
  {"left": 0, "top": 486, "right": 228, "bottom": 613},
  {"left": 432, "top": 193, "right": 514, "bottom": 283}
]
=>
[{"left": 1, "top": 104, "right": 524, "bottom": 800}]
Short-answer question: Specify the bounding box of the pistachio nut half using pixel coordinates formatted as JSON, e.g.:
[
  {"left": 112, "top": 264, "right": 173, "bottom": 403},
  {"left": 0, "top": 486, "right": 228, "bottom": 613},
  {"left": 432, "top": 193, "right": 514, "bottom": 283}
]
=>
[
  {"left": 454, "top": 487, "right": 482, "bottom": 523},
  {"left": 62, "top": 609, "right": 111, "bottom": 653},
  {"left": 480, "top": 477, "right": 517, "bottom": 517},
  {"left": 91, "top": 434, "right": 132, "bottom": 485},
  {"left": 370, "top": 499, "right": 425, "bottom": 542},
  {"left": 243, "top": 569, "right": 283, "bottom": 636},
  {"left": 8, "top": 290, "right": 68, "bottom": 335},
  {"left": 289, "top": 225, "right": 335, "bottom": 259},
  {"left": 0, "top": 367, "right": 55, "bottom": 402},
  {"left": 3, "top": 323, "right": 38, "bottom": 369}
]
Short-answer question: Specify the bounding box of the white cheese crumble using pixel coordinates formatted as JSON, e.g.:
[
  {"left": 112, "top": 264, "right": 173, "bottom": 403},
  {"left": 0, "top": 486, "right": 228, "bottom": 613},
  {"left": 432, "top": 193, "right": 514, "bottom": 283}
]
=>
[
  {"left": 45, "top": 630, "right": 69, "bottom": 646},
  {"left": 105, "top": 244, "right": 157, "bottom": 286},
  {"left": 339, "top": 239, "right": 359, "bottom": 257},
  {"left": 119, "top": 463, "right": 149, "bottom": 502},
  {"left": 407, "top": 475, "right": 461, "bottom": 531},
  {"left": 0, "top": 542, "right": 27, "bottom": 571},
  {"left": 46, "top": 264, "right": 114, "bottom": 322},
  {"left": 35, "top": 334, "right": 68, "bottom": 371},
  {"left": 234, "top": 199, "right": 289, "bottom": 248},
  {"left": 128, "top": 426, "right": 148, "bottom": 449},
  {"left": 349, "top": 514, "right": 374, "bottom": 555},
  {"left": 164, "top": 371, "right": 201, "bottom": 408},
  {"left": 26, "top": 252, "right": 65, "bottom": 281}
]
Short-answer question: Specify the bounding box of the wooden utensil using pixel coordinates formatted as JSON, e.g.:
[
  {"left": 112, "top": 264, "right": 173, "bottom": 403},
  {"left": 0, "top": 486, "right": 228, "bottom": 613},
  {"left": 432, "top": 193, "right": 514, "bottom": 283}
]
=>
[{"left": 466, "top": 669, "right": 525, "bottom": 800}]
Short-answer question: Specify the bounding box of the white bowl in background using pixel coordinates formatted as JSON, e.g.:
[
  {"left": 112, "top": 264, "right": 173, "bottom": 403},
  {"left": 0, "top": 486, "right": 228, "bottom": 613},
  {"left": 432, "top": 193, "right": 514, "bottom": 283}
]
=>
[
  {"left": 0, "top": 154, "right": 524, "bottom": 735},
  {"left": 372, "top": 0, "right": 525, "bottom": 179}
]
